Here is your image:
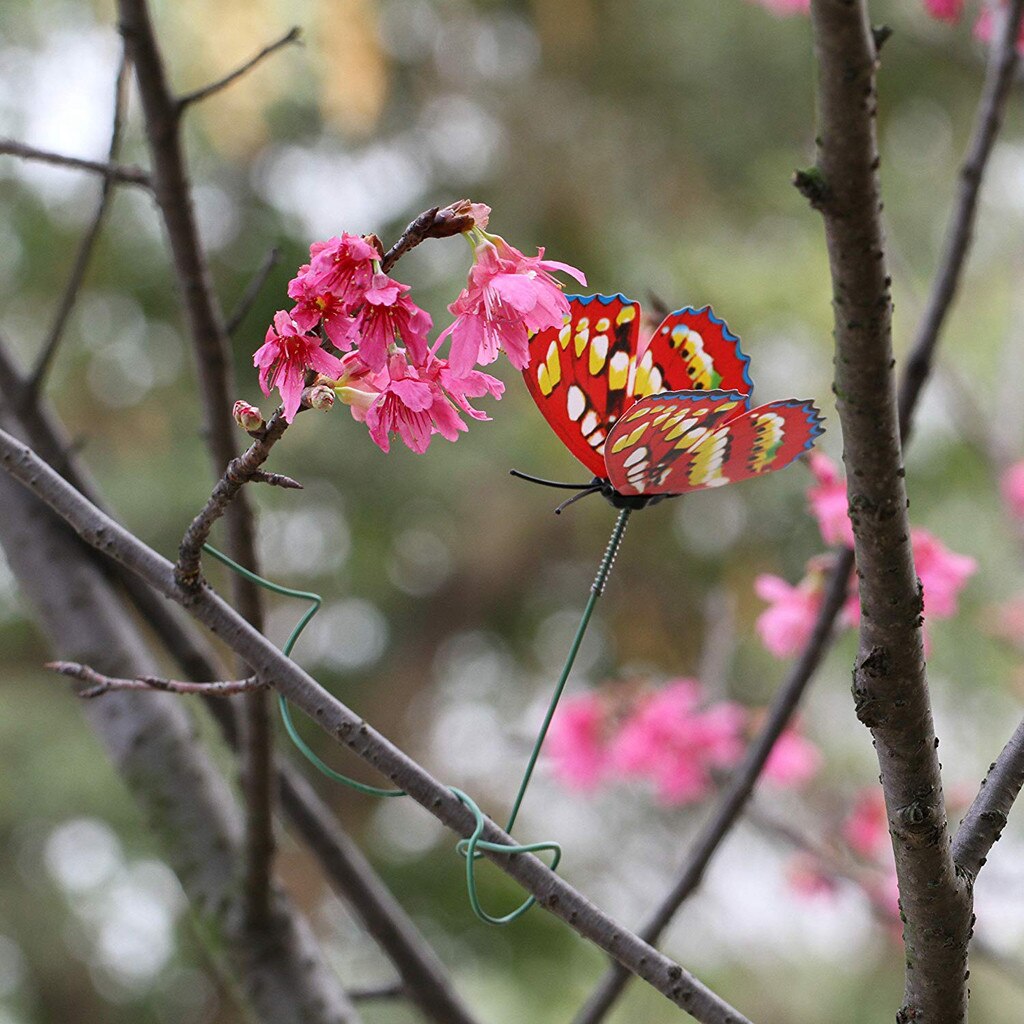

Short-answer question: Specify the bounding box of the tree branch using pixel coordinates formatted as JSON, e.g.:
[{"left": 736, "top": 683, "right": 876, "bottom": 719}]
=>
[
  {"left": 0, "top": 428, "right": 755, "bottom": 1024},
  {"left": 806, "top": 3, "right": 970, "bottom": 1019},
  {"left": 30, "top": 52, "right": 133, "bottom": 394},
  {"left": 952, "top": 716, "right": 1024, "bottom": 879},
  {"left": 0, "top": 338, "right": 481, "bottom": 1024},
  {"left": 0, "top": 138, "right": 151, "bottom": 186},
  {"left": 177, "top": 27, "right": 302, "bottom": 109},
  {"left": 118, "top": 0, "right": 275, "bottom": 928},
  {"left": 0, "top": 471, "right": 363, "bottom": 1024}
]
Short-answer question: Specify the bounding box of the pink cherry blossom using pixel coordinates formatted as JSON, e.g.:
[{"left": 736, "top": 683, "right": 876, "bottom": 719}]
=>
[
  {"left": 253, "top": 311, "right": 345, "bottom": 422},
  {"left": 350, "top": 272, "right": 433, "bottom": 372},
  {"left": 911, "top": 528, "right": 976, "bottom": 619},
  {"left": 546, "top": 692, "right": 612, "bottom": 790},
  {"left": 1000, "top": 460, "right": 1024, "bottom": 520},
  {"left": 746, "top": 0, "right": 810, "bottom": 15},
  {"left": 807, "top": 451, "right": 853, "bottom": 547},
  {"left": 924, "top": 0, "right": 964, "bottom": 21},
  {"left": 844, "top": 788, "right": 889, "bottom": 860},
  {"left": 360, "top": 352, "right": 503, "bottom": 454},
  {"left": 610, "top": 681, "right": 745, "bottom": 805},
  {"left": 303, "top": 233, "right": 378, "bottom": 305},
  {"left": 287, "top": 272, "right": 358, "bottom": 350},
  {"left": 440, "top": 239, "right": 586, "bottom": 376},
  {"left": 754, "top": 573, "right": 823, "bottom": 658},
  {"left": 763, "top": 728, "right": 823, "bottom": 788}
]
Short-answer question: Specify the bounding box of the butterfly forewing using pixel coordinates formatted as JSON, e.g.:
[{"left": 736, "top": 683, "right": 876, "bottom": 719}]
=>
[
  {"left": 635, "top": 306, "right": 753, "bottom": 400},
  {"left": 524, "top": 294, "right": 641, "bottom": 478},
  {"left": 604, "top": 391, "right": 823, "bottom": 497}
]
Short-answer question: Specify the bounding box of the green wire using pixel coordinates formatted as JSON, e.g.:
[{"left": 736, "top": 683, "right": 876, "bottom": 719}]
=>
[
  {"left": 450, "top": 788, "right": 561, "bottom": 925},
  {"left": 504, "top": 506, "right": 630, "bottom": 835},
  {"left": 202, "top": 506, "right": 630, "bottom": 924},
  {"left": 203, "top": 543, "right": 404, "bottom": 798}
]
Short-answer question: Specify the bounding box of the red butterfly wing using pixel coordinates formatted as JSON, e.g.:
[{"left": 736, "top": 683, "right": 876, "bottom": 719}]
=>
[
  {"left": 634, "top": 306, "right": 753, "bottom": 400},
  {"left": 524, "top": 294, "right": 641, "bottom": 478},
  {"left": 604, "top": 391, "right": 823, "bottom": 497}
]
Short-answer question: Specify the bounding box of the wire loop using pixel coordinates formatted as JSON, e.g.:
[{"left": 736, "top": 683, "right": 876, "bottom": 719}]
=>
[{"left": 202, "top": 505, "right": 629, "bottom": 924}]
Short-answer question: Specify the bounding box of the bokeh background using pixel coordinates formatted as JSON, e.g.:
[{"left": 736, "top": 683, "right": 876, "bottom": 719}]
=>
[{"left": 2, "top": 0, "right": 1024, "bottom": 1021}]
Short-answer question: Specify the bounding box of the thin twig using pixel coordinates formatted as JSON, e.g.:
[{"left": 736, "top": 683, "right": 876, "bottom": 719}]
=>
[
  {"left": 952, "top": 715, "right": 1024, "bottom": 879},
  {"left": 0, "top": 138, "right": 151, "bottom": 186},
  {"left": 226, "top": 247, "right": 281, "bottom": 336},
  {"left": 177, "top": 27, "right": 302, "bottom": 110},
  {"left": 30, "top": 52, "right": 133, "bottom": 394},
  {"left": 806, "top": 2, "right": 970, "bottom": 1019},
  {"left": 48, "top": 660, "right": 264, "bottom": 698},
  {"left": 379, "top": 201, "right": 478, "bottom": 273},
  {"left": 0, "top": 428, "right": 755, "bottom": 1024},
  {"left": 897, "top": 0, "right": 1024, "bottom": 443}
]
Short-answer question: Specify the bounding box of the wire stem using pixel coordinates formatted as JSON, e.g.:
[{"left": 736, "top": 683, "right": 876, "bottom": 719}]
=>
[{"left": 504, "top": 508, "right": 631, "bottom": 835}]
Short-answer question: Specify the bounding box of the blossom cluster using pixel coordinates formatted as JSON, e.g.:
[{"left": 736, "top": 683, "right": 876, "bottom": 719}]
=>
[
  {"left": 546, "top": 678, "right": 822, "bottom": 805},
  {"left": 755, "top": 452, "right": 977, "bottom": 658},
  {"left": 251, "top": 202, "right": 585, "bottom": 453},
  {"left": 748, "top": 0, "right": 1024, "bottom": 52}
]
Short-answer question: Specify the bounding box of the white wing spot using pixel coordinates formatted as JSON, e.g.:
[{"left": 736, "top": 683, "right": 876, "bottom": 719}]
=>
[{"left": 567, "top": 385, "right": 586, "bottom": 422}]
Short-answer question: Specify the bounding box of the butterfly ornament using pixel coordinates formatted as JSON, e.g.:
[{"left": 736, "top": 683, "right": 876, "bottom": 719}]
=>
[{"left": 515, "top": 294, "right": 824, "bottom": 512}]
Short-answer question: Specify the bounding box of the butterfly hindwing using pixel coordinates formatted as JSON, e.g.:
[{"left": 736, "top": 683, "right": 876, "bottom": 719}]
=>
[
  {"left": 604, "top": 391, "right": 823, "bottom": 497},
  {"left": 524, "top": 294, "right": 641, "bottom": 478},
  {"left": 603, "top": 390, "right": 752, "bottom": 495},
  {"left": 634, "top": 306, "right": 753, "bottom": 400}
]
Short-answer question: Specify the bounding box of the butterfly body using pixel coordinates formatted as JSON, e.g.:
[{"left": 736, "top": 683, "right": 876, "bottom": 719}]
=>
[{"left": 523, "top": 295, "right": 823, "bottom": 505}]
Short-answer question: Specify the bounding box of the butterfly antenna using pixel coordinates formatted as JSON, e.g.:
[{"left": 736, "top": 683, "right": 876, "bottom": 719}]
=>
[
  {"left": 509, "top": 469, "right": 595, "bottom": 490},
  {"left": 553, "top": 484, "right": 602, "bottom": 515}
]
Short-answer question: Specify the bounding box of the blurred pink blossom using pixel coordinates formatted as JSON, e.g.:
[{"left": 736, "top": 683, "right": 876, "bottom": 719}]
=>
[
  {"left": 610, "top": 680, "right": 745, "bottom": 805},
  {"left": 974, "top": 4, "right": 1024, "bottom": 53},
  {"left": 1000, "top": 460, "right": 1024, "bottom": 520},
  {"left": 547, "top": 692, "right": 612, "bottom": 790},
  {"left": 924, "top": 0, "right": 964, "bottom": 21},
  {"left": 754, "top": 573, "right": 823, "bottom": 658},
  {"left": 763, "top": 728, "right": 823, "bottom": 788},
  {"left": 441, "top": 238, "right": 586, "bottom": 375},
  {"left": 253, "top": 312, "right": 345, "bottom": 422},
  {"left": 786, "top": 853, "right": 840, "bottom": 900},
  {"left": 912, "top": 528, "right": 976, "bottom": 619},
  {"left": 844, "top": 788, "right": 889, "bottom": 860},
  {"left": 807, "top": 451, "right": 853, "bottom": 547}
]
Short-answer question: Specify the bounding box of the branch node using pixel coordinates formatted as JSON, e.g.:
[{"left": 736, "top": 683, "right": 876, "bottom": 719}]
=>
[{"left": 792, "top": 166, "right": 830, "bottom": 208}]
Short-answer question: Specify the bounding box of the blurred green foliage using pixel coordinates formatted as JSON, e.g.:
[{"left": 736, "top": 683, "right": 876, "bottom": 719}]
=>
[{"left": 1, "top": 0, "right": 1023, "bottom": 1022}]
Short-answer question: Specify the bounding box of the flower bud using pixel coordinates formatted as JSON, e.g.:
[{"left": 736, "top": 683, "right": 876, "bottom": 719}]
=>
[
  {"left": 233, "top": 400, "right": 264, "bottom": 432},
  {"left": 305, "top": 384, "right": 335, "bottom": 411}
]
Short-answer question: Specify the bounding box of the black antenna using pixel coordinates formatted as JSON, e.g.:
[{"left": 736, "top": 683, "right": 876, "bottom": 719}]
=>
[
  {"left": 554, "top": 484, "right": 603, "bottom": 515},
  {"left": 509, "top": 469, "right": 595, "bottom": 490}
]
